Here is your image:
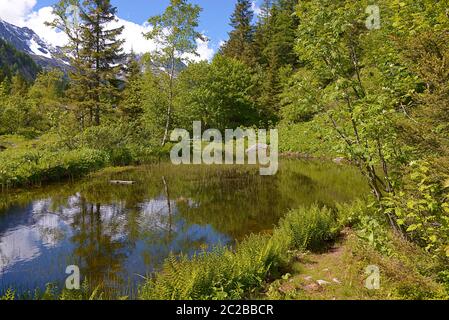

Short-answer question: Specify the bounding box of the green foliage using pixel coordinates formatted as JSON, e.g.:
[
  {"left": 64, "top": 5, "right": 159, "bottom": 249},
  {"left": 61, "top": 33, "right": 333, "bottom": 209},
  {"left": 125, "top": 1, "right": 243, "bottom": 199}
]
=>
[
  {"left": 356, "top": 214, "right": 393, "bottom": 256},
  {"left": 144, "top": 0, "right": 203, "bottom": 145},
  {"left": 0, "top": 288, "right": 15, "bottom": 300},
  {"left": 177, "top": 56, "right": 258, "bottom": 130},
  {"left": 119, "top": 53, "right": 144, "bottom": 122},
  {"left": 17, "top": 281, "right": 105, "bottom": 301},
  {"left": 0, "top": 38, "right": 41, "bottom": 82},
  {"left": 139, "top": 235, "right": 272, "bottom": 300},
  {"left": 278, "top": 116, "right": 336, "bottom": 157},
  {"left": 221, "top": 0, "right": 255, "bottom": 65},
  {"left": 383, "top": 162, "right": 449, "bottom": 259},
  {"left": 275, "top": 206, "right": 340, "bottom": 252},
  {"left": 437, "top": 271, "right": 449, "bottom": 293},
  {"left": 279, "top": 68, "right": 320, "bottom": 123},
  {"left": 1, "top": 0, "right": 448, "bottom": 301},
  {"left": 0, "top": 147, "right": 107, "bottom": 188},
  {"left": 0, "top": 77, "right": 49, "bottom": 136},
  {"left": 49, "top": 0, "right": 125, "bottom": 127}
]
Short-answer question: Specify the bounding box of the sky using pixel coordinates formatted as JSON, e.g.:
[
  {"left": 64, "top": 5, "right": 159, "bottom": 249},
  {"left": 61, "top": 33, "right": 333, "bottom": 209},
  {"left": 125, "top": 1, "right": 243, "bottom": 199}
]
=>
[{"left": 0, "top": 0, "right": 263, "bottom": 61}]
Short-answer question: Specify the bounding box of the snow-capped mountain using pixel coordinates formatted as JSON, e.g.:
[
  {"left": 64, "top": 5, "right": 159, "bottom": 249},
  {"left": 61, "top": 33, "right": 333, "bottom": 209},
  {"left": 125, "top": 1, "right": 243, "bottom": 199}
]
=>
[{"left": 0, "top": 18, "right": 69, "bottom": 71}]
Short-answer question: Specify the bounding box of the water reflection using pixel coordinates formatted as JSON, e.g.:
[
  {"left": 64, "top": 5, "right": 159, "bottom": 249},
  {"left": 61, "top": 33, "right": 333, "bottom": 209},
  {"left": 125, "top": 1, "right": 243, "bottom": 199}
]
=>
[
  {"left": 0, "top": 161, "right": 367, "bottom": 297},
  {"left": 0, "top": 194, "right": 230, "bottom": 296}
]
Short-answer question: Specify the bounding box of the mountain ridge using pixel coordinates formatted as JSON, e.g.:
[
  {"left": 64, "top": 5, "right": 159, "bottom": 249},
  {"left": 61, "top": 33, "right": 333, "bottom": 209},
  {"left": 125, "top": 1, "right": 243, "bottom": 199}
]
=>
[{"left": 0, "top": 18, "right": 70, "bottom": 74}]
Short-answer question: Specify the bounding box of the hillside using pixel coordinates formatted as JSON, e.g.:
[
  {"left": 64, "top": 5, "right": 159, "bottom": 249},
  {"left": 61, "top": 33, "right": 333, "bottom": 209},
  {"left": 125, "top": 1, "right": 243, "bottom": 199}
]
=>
[
  {"left": 0, "top": 37, "right": 41, "bottom": 81},
  {"left": 0, "top": 18, "right": 69, "bottom": 74}
]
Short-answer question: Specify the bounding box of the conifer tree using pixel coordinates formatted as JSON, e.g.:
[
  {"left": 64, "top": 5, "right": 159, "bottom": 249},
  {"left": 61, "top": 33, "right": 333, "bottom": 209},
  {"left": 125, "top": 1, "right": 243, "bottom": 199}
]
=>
[
  {"left": 252, "top": 0, "right": 299, "bottom": 118},
  {"left": 120, "top": 52, "right": 144, "bottom": 122},
  {"left": 79, "top": 0, "right": 125, "bottom": 126},
  {"left": 48, "top": 0, "right": 124, "bottom": 128},
  {"left": 221, "top": 0, "right": 256, "bottom": 65}
]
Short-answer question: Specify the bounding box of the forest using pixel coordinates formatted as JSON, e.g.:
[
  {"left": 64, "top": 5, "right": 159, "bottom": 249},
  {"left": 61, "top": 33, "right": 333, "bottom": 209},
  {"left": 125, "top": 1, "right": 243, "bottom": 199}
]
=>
[{"left": 0, "top": 0, "right": 448, "bottom": 300}]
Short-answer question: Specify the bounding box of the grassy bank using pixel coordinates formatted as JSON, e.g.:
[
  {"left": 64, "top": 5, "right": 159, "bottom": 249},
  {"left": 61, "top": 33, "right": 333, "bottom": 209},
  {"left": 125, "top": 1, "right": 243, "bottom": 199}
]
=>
[
  {"left": 138, "top": 201, "right": 449, "bottom": 300},
  {"left": 0, "top": 134, "right": 166, "bottom": 189},
  {"left": 263, "top": 230, "right": 448, "bottom": 300},
  {"left": 0, "top": 148, "right": 107, "bottom": 188},
  {"left": 278, "top": 119, "right": 338, "bottom": 159}
]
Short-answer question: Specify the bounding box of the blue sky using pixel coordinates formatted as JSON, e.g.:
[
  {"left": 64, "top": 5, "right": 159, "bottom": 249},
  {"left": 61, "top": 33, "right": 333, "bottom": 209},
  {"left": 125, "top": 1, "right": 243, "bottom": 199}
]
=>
[
  {"left": 31, "top": 0, "right": 259, "bottom": 53},
  {"left": 0, "top": 0, "right": 263, "bottom": 60}
]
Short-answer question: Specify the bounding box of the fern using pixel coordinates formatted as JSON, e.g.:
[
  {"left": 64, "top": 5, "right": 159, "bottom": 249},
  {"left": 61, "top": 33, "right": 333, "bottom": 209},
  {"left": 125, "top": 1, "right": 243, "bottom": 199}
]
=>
[{"left": 1, "top": 288, "right": 15, "bottom": 300}]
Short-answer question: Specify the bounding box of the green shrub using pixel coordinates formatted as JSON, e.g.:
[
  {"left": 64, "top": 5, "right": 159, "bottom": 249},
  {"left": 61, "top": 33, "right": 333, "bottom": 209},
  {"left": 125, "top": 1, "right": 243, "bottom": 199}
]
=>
[
  {"left": 278, "top": 118, "right": 337, "bottom": 158},
  {"left": 139, "top": 234, "right": 274, "bottom": 300},
  {"left": 274, "top": 205, "right": 340, "bottom": 252},
  {"left": 382, "top": 161, "right": 449, "bottom": 259},
  {"left": 0, "top": 288, "right": 15, "bottom": 300},
  {"left": 0, "top": 148, "right": 107, "bottom": 187}
]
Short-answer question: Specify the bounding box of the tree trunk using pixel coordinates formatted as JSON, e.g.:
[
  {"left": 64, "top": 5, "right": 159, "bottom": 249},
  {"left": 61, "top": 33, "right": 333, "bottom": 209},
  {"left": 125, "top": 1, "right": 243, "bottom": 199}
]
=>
[{"left": 162, "top": 49, "right": 176, "bottom": 146}]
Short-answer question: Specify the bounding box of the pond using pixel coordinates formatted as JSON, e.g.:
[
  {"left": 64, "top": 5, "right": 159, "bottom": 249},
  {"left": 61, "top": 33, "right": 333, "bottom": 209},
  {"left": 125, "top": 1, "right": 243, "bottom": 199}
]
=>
[{"left": 0, "top": 160, "right": 368, "bottom": 298}]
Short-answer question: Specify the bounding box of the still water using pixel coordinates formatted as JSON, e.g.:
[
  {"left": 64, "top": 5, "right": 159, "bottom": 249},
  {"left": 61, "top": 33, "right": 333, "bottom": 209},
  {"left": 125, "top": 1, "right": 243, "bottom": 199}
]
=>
[{"left": 0, "top": 160, "right": 367, "bottom": 297}]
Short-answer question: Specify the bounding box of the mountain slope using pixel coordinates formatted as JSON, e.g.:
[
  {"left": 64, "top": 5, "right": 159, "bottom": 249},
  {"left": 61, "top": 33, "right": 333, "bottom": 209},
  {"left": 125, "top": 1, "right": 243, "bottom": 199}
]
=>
[
  {"left": 0, "top": 18, "right": 69, "bottom": 72},
  {"left": 0, "top": 37, "right": 41, "bottom": 81}
]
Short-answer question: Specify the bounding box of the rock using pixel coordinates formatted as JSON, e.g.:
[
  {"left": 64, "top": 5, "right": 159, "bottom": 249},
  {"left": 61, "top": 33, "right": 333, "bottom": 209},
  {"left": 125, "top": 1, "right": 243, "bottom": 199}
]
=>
[
  {"left": 279, "top": 283, "right": 296, "bottom": 294},
  {"left": 316, "top": 280, "right": 331, "bottom": 286},
  {"left": 333, "top": 157, "right": 346, "bottom": 164},
  {"left": 332, "top": 278, "right": 342, "bottom": 285},
  {"left": 303, "top": 283, "right": 322, "bottom": 292},
  {"left": 110, "top": 180, "right": 136, "bottom": 185},
  {"left": 304, "top": 276, "right": 313, "bottom": 282}
]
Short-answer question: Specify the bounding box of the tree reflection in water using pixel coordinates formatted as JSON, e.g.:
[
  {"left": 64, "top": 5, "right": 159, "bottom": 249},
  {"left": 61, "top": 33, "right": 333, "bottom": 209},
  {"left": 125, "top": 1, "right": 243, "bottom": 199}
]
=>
[{"left": 0, "top": 161, "right": 367, "bottom": 297}]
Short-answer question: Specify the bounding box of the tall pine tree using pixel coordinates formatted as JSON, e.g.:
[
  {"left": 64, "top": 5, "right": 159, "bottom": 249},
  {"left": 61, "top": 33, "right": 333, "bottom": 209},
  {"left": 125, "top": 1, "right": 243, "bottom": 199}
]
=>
[
  {"left": 221, "top": 0, "right": 256, "bottom": 65},
  {"left": 79, "top": 0, "right": 125, "bottom": 126},
  {"left": 48, "top": 0, "right": 124, "bottom": 128},
  {"left": 253, "top": 0, "right": 299, "bottom": 119},
  {"left": 120, "top": 51, "right": 144, "bottom": 122}
]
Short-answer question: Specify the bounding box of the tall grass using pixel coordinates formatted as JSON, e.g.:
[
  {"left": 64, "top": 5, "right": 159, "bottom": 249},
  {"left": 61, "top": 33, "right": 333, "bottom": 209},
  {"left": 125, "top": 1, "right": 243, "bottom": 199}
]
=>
[
  {"left": 0, "top": 148, "right": 107, "bottom": 188},
  {"left": 138, "top": 205, "right": 342, "bottom": 300}
]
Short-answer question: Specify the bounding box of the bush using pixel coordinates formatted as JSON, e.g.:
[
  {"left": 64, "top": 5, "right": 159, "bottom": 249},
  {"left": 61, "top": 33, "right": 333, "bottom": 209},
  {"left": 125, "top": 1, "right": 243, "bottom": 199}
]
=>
[
  {"left": 0, "top": 289, "right": 15, "bottom": 300},
  {"left": 139, "top": 234, "right": 274, "bottom": 300},
  {"left": 382, "top": 161, "right": 449, "bottom": 259},
  {"left": 278, "top": 118, "right": 337, "bottom": 158},
  {"left": 0, "top": 148, "right": 107, "bottom": 188},
  {"left": 274, "top": 206, "right": 340, "bottom": 252}
]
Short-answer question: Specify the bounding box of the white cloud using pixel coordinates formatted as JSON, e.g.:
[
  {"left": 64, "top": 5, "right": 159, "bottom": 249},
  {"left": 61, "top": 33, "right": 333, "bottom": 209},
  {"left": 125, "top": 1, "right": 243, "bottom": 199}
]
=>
[
  {"left": 0, "top": 0, "right": 36, "bottom": 25},
  {"left": 111, "top": 18, "right": 156, "bottom": 54},
  {"left": 184, "top": 37, "right": 215, "bottom": 63},
  {"left": 251, "top": 1, "right": 262, "bottom": 17},
  {"left": 0, "top": 0, "right": 214, "bottom": 60},
  {"left": 23, "top": 6, "right": 69, "bottom": 47},
  {"left": 196, "top": 38, "right": 214, "bottom": 62}
]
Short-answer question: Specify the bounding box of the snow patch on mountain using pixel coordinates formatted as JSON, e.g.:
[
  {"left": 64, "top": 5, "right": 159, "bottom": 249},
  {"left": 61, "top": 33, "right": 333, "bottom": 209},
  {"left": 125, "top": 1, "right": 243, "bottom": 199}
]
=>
[{"left": 28, "top": 38, "right": 52, "bottom": 59}]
